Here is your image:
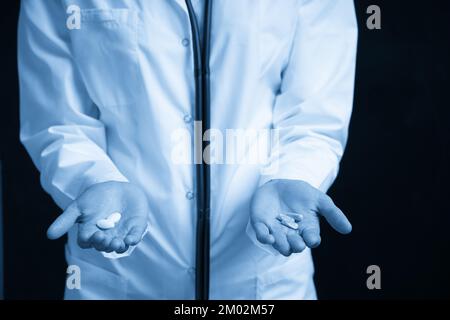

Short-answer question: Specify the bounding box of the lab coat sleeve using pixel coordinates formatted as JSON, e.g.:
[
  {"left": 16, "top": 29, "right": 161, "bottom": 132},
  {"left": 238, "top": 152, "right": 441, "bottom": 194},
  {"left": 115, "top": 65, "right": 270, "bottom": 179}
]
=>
[
  {"left": 18, "top": 0, "right": 128, "bottom": 210},
  {"left": 260, "top": 0, "right": 358, "bottom": 191}
]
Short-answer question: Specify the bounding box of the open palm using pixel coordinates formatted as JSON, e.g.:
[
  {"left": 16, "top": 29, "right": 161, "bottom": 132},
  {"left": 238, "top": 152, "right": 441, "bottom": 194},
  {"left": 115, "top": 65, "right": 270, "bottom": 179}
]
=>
[
  {"left": 251, "top": 179, "right": 352, "bottom": 256},
  {"left": 47, "top": 182, "right": 149, "bottom": 254}
]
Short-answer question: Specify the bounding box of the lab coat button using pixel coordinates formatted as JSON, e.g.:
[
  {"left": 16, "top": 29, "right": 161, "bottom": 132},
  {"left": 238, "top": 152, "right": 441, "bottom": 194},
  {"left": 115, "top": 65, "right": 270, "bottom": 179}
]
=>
[
  {"left": 183, "top": 114, "right": 193, "bottom": 123},
  {"left": 186, "top": 191, "right": 195, "bottom": 200},
  {"left": 182, "top": 38, "right": 190, "bottom": 47}
]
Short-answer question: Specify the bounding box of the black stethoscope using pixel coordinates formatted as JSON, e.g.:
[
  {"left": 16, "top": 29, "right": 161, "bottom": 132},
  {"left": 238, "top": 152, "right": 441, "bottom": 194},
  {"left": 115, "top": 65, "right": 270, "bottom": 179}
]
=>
[{"left": 185, "top": 0, "right": 213, "bottom": 300}]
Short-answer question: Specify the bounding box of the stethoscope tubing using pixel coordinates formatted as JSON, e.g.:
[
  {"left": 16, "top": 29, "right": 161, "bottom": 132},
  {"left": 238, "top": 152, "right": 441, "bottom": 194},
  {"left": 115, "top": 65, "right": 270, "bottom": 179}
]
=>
[{"left": 184, "top": 0, "right": 213, "bottom": 300}]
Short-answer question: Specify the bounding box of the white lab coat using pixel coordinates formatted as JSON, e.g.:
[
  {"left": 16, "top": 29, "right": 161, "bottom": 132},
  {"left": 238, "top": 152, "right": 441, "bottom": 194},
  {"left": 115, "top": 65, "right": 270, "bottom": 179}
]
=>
[{"left": 18, "top": 0, "right": 358, "bottom": 299}]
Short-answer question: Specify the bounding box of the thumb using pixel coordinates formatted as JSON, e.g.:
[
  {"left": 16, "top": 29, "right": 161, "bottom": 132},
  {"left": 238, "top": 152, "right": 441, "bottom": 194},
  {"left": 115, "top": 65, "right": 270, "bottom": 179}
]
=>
[
  {"left": 47, "top": 202, "right": 81, "bottom": 240},
  {"left": 318, "top": 195, "right": 352, "bottom": 234}
]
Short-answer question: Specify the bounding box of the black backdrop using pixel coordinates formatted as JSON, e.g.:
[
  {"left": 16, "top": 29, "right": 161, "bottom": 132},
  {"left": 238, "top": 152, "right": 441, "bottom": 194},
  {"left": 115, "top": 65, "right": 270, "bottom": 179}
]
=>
[{"left": 1, "top": 1, "right": 449, "bottom": 299}]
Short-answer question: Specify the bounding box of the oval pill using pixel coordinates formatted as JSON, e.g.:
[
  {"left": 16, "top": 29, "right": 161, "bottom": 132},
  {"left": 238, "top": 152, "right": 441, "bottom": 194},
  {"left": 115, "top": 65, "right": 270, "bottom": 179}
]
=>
[
  {"left": 96, "top": 219, "right": 115, "bottom": 230},
  {"left": 286, "top": 213, "right": 304, "bottom": 222},
  {"left": 96, "top": 212, "right": 122, "bottom": 230},
  {"left": 108, "top": 212, "right": 122, "bottom": 223},
  {"left": 281, "top": 220, "right": 299, "bottom": 230},
  {"left": 278, "top": 214, "right": 296, "bottom": 223}
]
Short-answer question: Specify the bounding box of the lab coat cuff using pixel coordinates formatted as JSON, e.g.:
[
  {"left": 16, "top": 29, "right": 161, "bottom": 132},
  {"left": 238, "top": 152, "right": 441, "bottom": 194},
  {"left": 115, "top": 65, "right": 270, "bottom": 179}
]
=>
[{"left": 258, "top": 156, "right": 339, "bottom": 192}]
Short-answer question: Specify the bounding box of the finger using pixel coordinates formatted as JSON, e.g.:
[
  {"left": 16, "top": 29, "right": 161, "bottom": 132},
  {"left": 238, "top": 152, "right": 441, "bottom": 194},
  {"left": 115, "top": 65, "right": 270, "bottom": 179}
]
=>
[
  {"left": 110, "top": 237, "right": 124, "bottom": 252},
  {"left": 270, "top": 224, "right": 291, "bottom": 256},
  {"left": 318, "top": 195, "right": 352, "bottom": 234},
  {"left": 302, "top": 228, "right": 322, "bottom": 248},
  {"left": 254, "top": 222, "right": 275, "bottom": 245},
  {"left": 89, "top": 231, "right": 106, "bottom": 248},
  {"left": 93, "top": 234, "right": 112, "bottom": 252},
  {"left": 103, "top": 246, "right": 115, "bottom": 253},
  {"left": 102, "top": 236, "right": 115, "bottom": 253},
  {"left": 287, "top": 232, "right": 306, "bottom": 253},
  {"left": 124, "top": 225, "right": 146, "bottom": 246},
  {"left": 47, "top": 202, "right": 81, "bottom": 240},
  {"left": 116, "top": 243, "right": 129, "bottom": 254},
  {"left": 77, "top": 229, "right": 96, "bottom": 249}
]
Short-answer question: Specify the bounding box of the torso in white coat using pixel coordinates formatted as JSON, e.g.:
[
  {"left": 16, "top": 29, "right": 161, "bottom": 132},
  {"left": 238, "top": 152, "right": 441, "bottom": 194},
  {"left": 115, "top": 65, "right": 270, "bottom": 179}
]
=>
[{"left": 18, "top": 0, "right": 358, "bottom": 299}]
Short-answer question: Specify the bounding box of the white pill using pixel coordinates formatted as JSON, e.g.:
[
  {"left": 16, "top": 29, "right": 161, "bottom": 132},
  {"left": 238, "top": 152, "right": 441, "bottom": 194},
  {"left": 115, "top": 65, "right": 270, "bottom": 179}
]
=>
[
  {"left": 96, "top": 212, "right": 122, "bottom": 230},
  {"left": 286, "top": 212, "right": 304, "bottom": 222},
  {"left": 278, "top": 213, "right": 295, "bottom": 223},
  {"left": 108, "top": 212, "right": 122, "bottom": 223},
  {"left": 281, "top": 220, "right": 299, "bottom": 230},
  {"left": 96, "top": 219, "right": 115, "bottom": 230},
  {"left": 277, "top": 213, "right": 300, "bottom": 230}
]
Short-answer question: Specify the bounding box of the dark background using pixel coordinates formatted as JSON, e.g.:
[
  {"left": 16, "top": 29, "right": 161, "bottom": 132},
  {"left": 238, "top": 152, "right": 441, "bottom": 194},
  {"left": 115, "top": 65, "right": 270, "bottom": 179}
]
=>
[{"left": 1, "top": 1, "right": 449, "bottom": 299}]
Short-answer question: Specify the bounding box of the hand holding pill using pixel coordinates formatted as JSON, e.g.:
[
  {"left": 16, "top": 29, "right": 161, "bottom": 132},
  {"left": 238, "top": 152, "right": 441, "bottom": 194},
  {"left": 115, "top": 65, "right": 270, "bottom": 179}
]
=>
[
  {"left": 46, "top": 182, "right": 149, "bottom": 254},
  {"left": 250, "top": 179, "right": 352, "bottom": 256}
]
